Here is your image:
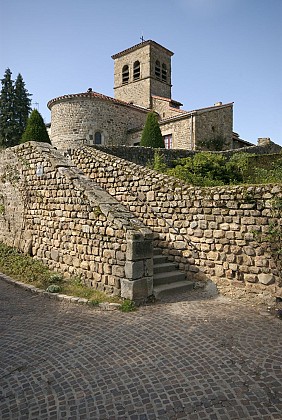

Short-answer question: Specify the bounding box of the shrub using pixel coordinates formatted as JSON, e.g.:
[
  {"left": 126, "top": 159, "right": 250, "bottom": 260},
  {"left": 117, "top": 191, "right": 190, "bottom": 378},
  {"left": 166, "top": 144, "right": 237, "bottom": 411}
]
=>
[
  {"left": 119, "top": 299, "right": 136, "bottom": 312},
  {"left": 147, "top": 151, "right": 167, "bottom": 172},
  {"left": 167, "top": 152, "right": 239, "bottom": 186},
  {"left": 46, "top": 284, "right": 62, "bottom": 293}
]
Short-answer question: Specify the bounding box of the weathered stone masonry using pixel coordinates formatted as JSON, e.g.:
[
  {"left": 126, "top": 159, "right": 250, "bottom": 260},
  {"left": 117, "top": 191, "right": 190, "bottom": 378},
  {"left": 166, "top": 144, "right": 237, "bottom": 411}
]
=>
[
  {"left": 69, "top": 145, "right": 282, "bottom": 304},
  {"left": 0, "top": 143, "right": 154, "bottom": 301},
  {"left": 1, "top": 141, "right": 281, "bottom": 303}
]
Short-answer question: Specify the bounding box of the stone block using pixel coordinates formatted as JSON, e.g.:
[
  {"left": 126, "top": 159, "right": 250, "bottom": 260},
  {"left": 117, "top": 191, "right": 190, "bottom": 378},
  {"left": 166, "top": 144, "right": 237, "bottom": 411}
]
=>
[
  {"left": 174, "top": 241, "right": 186, "bottom": 250},
  {"left": 125, "top": 260, "right": 144, "bottom": 280},
  {"left": 112, "top": 265, "right": 125, "bottom": 277},
  {"left": 51, "top": 248, "right": 59, "bottom": 262},
  {"left": 244, "top": 246, "right": 256, "bottom": 256},
  {"left": 145, "top": 258, "right": 154, "bottom": 276},
  {"left": 244, "top": 274, "right": 258, "bottom": 283},
  {"left": 258, "top": 273, "right": 275, "bottom": 285},
  {"left": 120, "top": 277, "right": 153, "bottom": 301},
  {"left": 214, "top": 265, "right": 224, "bottom": 277},
  {"left": 80, "top": 261, "right": 89, "bottom": 270},
  {"left": 126, "top": 239, "right": 153, "bottom": 261}
]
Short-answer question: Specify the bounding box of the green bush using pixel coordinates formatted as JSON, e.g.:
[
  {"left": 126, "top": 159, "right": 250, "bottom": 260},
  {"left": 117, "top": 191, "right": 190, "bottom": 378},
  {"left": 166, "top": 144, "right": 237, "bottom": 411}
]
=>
[
  {"left": 119, "top": 299, "right": 136, "bottom": 312},
  {"left": 147, "top": 151, "right": 168, "bottom": 172},
  {"left": 167, "top": 152, "right": 241, "bottom": 186},
  {"left": 166, "top": 152, "right": 282, "bottom": 187},
  {"left": 46, "top": 284, "right": 62, "bottom": 293}
]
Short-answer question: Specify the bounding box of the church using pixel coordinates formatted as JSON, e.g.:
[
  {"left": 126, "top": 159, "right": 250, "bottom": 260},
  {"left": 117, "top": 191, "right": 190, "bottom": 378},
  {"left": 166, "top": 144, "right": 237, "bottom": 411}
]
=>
[{"left": 47, "top": 40, "right": 251, "bottom": 150}]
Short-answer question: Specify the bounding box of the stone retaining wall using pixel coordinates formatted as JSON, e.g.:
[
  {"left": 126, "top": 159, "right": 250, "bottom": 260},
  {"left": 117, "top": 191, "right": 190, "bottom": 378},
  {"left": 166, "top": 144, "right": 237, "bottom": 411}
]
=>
[
  {"left": 69, "top": 145, "right": 282, "bottom": 304},
  {"left": 0, "top": 142, "right": 154, "bottom": 301},
  {"left": 91, "top": 141, "right": 281, "bottom": 168}
]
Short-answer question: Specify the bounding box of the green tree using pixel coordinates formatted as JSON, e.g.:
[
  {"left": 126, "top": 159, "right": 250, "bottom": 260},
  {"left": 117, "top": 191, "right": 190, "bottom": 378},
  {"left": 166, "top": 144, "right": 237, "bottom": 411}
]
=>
[
  {"left": 14, "top": 73, "right": 32, "bottom": 141},
  {"left": 21, "top": 109, "right": 51, "bottom": 144},
  {"left": 0, "top": 69, "right": 32, "bottom": 148},
  {"left": 140, "top": 112, "right": 165, "bottom": 148},
  {"left": 0, "top": 68, "right": 17, "bottom": 148}
]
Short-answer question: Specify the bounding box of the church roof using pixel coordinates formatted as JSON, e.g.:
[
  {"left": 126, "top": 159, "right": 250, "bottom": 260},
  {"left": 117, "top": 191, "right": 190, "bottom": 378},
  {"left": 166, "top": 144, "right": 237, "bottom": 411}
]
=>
[
  {"left": 47, "top": 91, "right": 149, "bottom": 113},
  {"left": 111, "top": 40, "right": 174, "bottom": 59}
]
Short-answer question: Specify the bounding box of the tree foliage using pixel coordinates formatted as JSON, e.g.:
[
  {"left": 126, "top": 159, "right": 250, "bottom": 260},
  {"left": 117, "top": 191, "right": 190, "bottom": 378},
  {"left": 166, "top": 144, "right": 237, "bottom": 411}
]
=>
[
  {"left": 197, "top": 134, "right": 228, "bottom": 151},
  {"left": 0, "top": 69, "right": 17, "bottom": 147},
  {"left": 0, "top": 69, "right": 32, "bottom": 148},
  {"left": 21, "top": 109, "right": 51, "bottom": 144},
  {"left": 14, "top": 73, "right": 32, "bottom": 139},
  {"left": 140, "top": 112, "right": 165, "bottom": 148}
]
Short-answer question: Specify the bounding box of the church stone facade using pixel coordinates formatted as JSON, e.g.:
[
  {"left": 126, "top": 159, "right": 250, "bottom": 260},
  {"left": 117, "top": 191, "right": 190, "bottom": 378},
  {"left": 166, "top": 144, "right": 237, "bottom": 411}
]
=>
[{"left": 48, "top": 40, "right": 247, "bottom": 151}]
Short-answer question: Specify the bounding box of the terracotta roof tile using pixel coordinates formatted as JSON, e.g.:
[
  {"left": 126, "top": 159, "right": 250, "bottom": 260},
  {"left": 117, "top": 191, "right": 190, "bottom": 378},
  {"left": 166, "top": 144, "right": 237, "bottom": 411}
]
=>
[
  {"left": 47, "top": 91, "right": 149, "bottom": 113},
  {"left": 159, "top": 102, "right": 234, "bottom": 123},
  {"left": 152, "top": 95, "right": 183, "bottom": 107},
  {"left": 112, "top": 40, "right": 174, "bottom": 59}
]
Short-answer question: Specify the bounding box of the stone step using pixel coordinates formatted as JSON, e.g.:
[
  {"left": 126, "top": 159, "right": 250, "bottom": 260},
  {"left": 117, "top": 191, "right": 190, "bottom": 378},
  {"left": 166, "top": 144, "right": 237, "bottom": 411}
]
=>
[
  {"left": 153, "top": 262, "right": 178, "bottom": 274},
  {"left": 153, "top": 270, "right": 186, "bottom": 286},
  {"left": 153, "top": 280, "right": 194, "bottom": 299},
  {"left": 153, "top": 254, "right": 168, "bottom": 264}
]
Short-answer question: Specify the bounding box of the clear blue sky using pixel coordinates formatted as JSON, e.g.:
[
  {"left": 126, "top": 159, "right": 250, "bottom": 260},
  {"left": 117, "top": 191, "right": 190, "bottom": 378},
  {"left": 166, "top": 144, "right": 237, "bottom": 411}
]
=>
[{"left": 1, "top": 0, "right": 281, "bottom": 145}]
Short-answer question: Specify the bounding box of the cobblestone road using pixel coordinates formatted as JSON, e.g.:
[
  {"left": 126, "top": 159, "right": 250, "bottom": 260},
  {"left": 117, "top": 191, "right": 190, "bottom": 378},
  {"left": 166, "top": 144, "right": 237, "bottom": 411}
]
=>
[{"left": 0, "top": 278, "right": 281, "bottom": 420}]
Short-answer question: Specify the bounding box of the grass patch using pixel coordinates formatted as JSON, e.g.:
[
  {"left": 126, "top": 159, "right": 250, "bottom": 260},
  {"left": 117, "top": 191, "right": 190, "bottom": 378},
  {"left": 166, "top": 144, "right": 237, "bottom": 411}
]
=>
[{"left": 0, "top": 242, "right": 122, "bottom": 304}]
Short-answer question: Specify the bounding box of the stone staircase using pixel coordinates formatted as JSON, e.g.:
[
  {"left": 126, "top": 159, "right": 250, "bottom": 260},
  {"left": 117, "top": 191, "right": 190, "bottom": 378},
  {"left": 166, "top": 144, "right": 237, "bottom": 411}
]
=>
[{"left": 153, "top": 248, "right": 194, "bottom": 299}]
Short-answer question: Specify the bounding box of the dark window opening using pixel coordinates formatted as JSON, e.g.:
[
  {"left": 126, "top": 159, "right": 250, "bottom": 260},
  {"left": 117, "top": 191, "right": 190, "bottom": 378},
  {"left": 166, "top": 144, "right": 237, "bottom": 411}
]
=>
[
  {"left": 155, "top": 60, "right": 161, "bottom": 78},
  {"left": 122, "top": 65, "right": 129, "bottom": 84},
  {"left": 133, "top": 61, "right": 140, "bottom": 80},
  {"left": 95, "top": 131, "right": 102, "bottom": 145},
  {"left": 162, "top": 63, "right": 167, "bottom": 81}
]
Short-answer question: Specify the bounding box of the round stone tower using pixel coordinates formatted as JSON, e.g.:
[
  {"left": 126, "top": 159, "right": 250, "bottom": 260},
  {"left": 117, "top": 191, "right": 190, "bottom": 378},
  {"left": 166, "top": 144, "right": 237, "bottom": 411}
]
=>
[{"left": 47, "top": 91, "right": 148, "bottom": 150}]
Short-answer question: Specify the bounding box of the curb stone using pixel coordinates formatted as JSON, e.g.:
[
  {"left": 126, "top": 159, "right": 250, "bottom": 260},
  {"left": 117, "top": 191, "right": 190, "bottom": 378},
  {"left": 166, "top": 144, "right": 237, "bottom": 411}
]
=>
[{"left": 0, "top": 272, "right": 121, "bottom": 311}]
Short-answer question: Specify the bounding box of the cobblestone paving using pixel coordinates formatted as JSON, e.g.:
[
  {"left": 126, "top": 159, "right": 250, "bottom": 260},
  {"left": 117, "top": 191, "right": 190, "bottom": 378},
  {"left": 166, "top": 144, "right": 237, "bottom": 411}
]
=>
[{"left": 0, "top": 278, "right": 282, "bottom": 420}]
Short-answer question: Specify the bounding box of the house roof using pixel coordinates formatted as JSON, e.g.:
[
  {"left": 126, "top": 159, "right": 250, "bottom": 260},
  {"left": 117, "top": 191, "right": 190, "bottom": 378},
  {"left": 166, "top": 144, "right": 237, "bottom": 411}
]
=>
[
  {"left": 47, "top": 91, "right": 149, "bottom": 113},
  {"left": 152, "top": 95, "right": 183, "bottom": 107},
  {"left": 112, "top": 40, "right": 174, "bottom": 59},
  {"left": 159, "top": 102, "right": 234, "bottom": 124}
]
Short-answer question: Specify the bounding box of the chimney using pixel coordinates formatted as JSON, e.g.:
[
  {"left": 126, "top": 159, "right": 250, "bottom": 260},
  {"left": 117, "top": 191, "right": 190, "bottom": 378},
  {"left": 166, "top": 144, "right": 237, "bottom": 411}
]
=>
[{"left": 257, "top": 137, "right": 271, "bottom": 146}]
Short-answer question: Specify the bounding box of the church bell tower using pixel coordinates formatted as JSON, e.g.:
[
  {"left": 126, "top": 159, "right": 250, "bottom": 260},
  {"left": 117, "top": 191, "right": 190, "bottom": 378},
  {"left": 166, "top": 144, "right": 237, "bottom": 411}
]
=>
[{"left": 112, "top": 40, "right": 173, "bottom": 109}]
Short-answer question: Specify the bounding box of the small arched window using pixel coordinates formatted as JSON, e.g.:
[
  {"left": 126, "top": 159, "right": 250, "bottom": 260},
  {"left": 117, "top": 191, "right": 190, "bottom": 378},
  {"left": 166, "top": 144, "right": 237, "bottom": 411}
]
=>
[
  {"left": 94, "top": 131, "right": 102, "bottom": 145},
  {"left": 133, "top": 61, "right": 140, "bottom": 80},
  {"left": 122, "top": 65, "right": 129, "bottom": 84},
  {"left": 155, "top": 60, "right": 161, "bottom": 78},
  {"left": 162, "top": 63, "right": 167, "bottom": 81}
]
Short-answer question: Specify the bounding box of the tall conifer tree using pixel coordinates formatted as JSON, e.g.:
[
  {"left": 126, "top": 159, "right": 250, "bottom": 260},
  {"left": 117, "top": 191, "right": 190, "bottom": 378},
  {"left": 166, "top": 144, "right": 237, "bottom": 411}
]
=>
[
  {"left": 21, "top": 109, "right": 51, "bottom": 144},
  {"left": 140, "top": 112, "right": 165, "bottom": 148},
  {"left": 0, "top": 69, "right": 32, "bottom": 148},
  {"left": 14, "top": 73, "right": 32, "bottom": 141},
  {"left": 0, "top": 68, "right": 16, "bottom": 148}
]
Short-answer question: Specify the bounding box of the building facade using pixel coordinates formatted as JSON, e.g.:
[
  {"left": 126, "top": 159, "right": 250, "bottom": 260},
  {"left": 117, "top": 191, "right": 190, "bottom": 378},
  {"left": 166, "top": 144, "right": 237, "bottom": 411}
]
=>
[{"left": 48, "top": 40, "right": 249, "bottom": 150}]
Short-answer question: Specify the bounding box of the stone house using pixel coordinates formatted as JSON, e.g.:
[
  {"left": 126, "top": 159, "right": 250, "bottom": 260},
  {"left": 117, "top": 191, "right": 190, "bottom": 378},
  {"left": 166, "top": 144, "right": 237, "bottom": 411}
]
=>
[{"left": 48, "top": 40, "right": 251, "bottom": 150}]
